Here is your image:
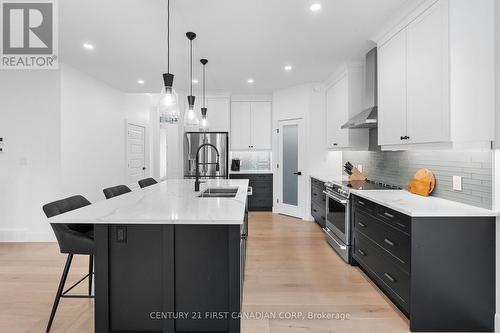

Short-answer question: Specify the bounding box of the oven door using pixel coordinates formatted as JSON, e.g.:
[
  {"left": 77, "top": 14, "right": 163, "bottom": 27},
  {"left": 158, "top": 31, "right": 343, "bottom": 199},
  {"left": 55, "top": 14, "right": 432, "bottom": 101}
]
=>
[{"left": 324, "top": 191, "right": 349, "bottom": 245}]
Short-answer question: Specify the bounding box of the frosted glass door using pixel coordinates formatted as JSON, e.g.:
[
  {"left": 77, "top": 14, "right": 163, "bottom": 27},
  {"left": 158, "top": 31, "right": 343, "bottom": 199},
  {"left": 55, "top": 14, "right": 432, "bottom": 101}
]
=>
[
  {"left": 282, "top": 124, "right": 298, "bottom": 206},
  {"left": 278, "top": 118, "right": 304, "bottom": 219}
]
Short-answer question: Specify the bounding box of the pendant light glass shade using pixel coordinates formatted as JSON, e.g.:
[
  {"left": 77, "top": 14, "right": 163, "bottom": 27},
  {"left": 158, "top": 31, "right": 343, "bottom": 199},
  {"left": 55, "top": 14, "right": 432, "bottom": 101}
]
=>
[
  {"left": 159, "top": 86, "right": 180, "bottom": 125},
  {"left": 158, "top": 0, "right": 179, "bottom": 125},
  {"left": 183, "top": 96, "right": 199, "bottom": 127}
]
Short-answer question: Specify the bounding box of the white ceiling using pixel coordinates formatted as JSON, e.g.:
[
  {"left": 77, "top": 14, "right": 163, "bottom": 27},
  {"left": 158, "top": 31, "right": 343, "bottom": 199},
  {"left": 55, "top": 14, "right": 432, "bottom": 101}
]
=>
[{"left": 60, "top": 0, "right": 414, "bottom": 94}]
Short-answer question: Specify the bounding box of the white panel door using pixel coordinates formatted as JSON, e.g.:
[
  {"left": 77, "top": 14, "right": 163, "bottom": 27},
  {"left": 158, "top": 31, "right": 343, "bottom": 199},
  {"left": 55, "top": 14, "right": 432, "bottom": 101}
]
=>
[
  {"left": 378, "top": 30, "right": 408, "bottom": 145},
  {"left": 326, "top": 75, "right": 348, "bottom": 148},
  {"left": 206, "top": 98, "right": 230, "bottom": 132},
  {"left": 250, "top": 102, "right": 272, "bottom": 149},
  {"left": 127, "top": 123, "right": 146, "bottom": 187},
  {"left": 406, "top": 0, "right": 449, "bottom": 144},
  {"left": 230, "top": 102, "right": 252, "bottom": 150}
]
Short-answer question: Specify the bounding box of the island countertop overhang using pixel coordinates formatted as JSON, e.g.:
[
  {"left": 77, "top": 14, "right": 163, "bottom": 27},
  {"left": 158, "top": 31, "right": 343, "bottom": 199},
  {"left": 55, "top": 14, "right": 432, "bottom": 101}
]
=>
[{"left": 48, "top": 179, "right": 249, "bottom": 225}]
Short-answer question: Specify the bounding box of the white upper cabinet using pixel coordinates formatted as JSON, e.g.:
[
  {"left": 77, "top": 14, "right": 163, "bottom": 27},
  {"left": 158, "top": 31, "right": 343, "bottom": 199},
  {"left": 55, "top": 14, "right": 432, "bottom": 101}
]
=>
[
  {"left": 325, "top": 64, "right": 368, "bottom": 150},
  {"left": 249, "top": 102, "right": 272, "bottom": 150},
  {"left": 205, "top": 98, "right": 230, "bottom": 132},
  {"left": 406, "top": 0, "right": 449, "bottom": 144},
  {"left": 230, "top": 102, "right": 252, "bottom": 150},
  {"left": 377, "top": 0, "right": 494, "bottom": 149},
  {"left": 230, "top": 101, "right": 272, "bottom": 150},
  {"left": 378, "top": 30, "right": 407, "bottom": 146}
]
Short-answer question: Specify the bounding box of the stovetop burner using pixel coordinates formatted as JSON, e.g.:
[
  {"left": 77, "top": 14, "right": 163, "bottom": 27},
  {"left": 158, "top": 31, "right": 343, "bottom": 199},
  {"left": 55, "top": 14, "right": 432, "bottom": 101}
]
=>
[{"left": 344, "top": 179, "right": 402, "bottom": 190}]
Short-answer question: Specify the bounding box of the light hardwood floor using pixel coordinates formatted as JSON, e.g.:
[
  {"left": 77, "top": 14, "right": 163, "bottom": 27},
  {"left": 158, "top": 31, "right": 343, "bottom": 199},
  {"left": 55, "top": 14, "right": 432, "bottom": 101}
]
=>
[{"left": 0, "top": 212, "right": 409, "bottom": 333}]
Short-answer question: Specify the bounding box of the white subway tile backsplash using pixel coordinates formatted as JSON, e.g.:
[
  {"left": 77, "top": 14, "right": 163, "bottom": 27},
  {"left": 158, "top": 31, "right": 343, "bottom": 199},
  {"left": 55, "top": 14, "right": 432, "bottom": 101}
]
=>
[{"left": 343, "top": 150, "right": 493, "bottom": 209}]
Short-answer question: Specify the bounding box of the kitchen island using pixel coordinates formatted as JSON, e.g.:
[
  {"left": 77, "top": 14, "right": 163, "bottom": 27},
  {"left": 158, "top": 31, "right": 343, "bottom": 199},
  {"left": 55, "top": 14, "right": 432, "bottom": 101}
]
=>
[{"left": 49, "top": 179, "right": 249, "bottom": 333}]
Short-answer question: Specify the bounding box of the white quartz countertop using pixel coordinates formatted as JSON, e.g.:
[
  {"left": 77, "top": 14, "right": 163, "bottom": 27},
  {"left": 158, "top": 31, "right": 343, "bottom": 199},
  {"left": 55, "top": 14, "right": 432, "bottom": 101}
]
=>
[
  {"left": 310, "top": 173, "right": 344, "bottom": 184},
  {"left": 350, "top": 189, "right": 497, "bottom": 217},
  {"left": 48, "top": 179, "right": 249, "bottom": 225}
]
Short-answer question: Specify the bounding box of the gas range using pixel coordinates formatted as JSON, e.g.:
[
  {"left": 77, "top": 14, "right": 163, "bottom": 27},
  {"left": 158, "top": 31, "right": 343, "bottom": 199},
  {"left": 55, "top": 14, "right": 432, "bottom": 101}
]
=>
[{"left": 322, "top": 179, "right": 401, "bottom": 263}]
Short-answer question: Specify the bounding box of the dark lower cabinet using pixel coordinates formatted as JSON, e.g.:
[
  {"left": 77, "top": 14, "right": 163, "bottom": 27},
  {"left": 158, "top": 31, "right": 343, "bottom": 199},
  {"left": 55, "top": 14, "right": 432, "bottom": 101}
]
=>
[
  {"left": 351, "top": 195, "right": 495, "bottom": 332},
  {"left": 95, "top": 223, "right": 244, "bottom": 333},
  {"left": 230, "top": 173, "right": 273, "bottom": 211},
  {"left": 310, "top": 177, "right": 326, "bottom": 228}
]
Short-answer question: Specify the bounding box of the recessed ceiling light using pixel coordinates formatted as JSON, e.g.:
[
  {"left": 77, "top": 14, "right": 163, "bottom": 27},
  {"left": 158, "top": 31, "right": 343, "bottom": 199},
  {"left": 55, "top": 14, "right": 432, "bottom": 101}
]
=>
[
  {"left": 309, "top": 2, "right": 321, "bottom": 12},
  {"left": 137, "top": 79, "right": 145, "bottom": 85},
  {"left": 284, "top": 65, "right": 293, "bottom": 71},
  {"left": 247, "top": 78, "right": 254, "bottom": 84},
  {"left": 192, "top": 79, "right": 199, "bottom": 84},
  {"left": 83, "top": 43, "right": 94, "bottom": 50}
]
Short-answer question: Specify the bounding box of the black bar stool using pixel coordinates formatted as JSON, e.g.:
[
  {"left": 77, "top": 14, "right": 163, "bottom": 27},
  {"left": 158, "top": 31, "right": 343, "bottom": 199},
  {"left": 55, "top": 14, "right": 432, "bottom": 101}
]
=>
[
  {"left": 138, "top": 177, "right": 158, "bottom": 188},
  {"left": 42, "top": 195, "right": 94, "bottom": 333},
  {"left": 103, "top": 184, "right": 131, "bottom": 199}
]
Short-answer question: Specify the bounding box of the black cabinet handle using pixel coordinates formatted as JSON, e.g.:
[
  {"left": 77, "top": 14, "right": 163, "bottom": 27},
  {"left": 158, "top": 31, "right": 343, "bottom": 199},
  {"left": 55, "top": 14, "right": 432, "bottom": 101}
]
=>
[
  {"left": 358, "top": 249, "right": 366, "bottom": 256},
  {"left": 384, "top": 238, "right": 395, "bottom": 247},
  {"left": 384, "top": 272, "right": 396, "bottom": 283},
  {"left": 401, "top": 136, "right": 410, "bottom": 140},
  {"left": 293, "top": 171, "right": 302, "bottom": 176},
  {"left": 358, "top": 200, "right": 365, "bottom": 206},
  {"left": 313, "top": 208, "right": 317, "bottom": 213},
  {"left": 313, "top": 193, "right": 317, "bottom": 196},
  {"left": 358, "top": 222, "right": 366, "bottom": 228},
  {"left": 333, "top": 143, "right": 338, "bottom": 146},
  {"left": 383, "top": 212, "right": 395, "bottom": 219}
]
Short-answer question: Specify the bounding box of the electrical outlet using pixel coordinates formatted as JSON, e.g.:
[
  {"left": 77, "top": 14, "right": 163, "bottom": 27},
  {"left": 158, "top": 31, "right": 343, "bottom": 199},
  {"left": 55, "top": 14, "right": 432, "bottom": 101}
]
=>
[
  {"left": 453, "top": 176, "right": 462, "bottom": 191},
  {"left": 357, "top": 164, "right": 363, "bottom": 173}
]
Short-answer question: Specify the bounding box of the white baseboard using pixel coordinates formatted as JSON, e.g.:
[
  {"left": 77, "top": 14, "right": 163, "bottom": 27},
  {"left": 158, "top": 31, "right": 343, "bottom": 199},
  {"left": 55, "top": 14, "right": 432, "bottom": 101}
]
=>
[
  {"left": 495, "top": 313, "right": 500, "bottom": 333},
  {"left": 0, "top": 229, "right": 55, "bottom": 242}
]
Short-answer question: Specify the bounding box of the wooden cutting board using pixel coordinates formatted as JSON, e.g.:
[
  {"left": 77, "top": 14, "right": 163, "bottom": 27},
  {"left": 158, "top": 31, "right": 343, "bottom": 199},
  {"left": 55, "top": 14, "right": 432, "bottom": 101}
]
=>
[{"left": 408, "top": 168, "right": 436, "bottom": 197}]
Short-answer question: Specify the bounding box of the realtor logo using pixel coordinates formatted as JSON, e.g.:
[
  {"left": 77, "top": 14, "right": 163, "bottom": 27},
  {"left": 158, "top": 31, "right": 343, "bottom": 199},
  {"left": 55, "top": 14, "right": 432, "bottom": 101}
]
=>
[{"left": 1, "top": 0, "right": 58, "bottom": 69}]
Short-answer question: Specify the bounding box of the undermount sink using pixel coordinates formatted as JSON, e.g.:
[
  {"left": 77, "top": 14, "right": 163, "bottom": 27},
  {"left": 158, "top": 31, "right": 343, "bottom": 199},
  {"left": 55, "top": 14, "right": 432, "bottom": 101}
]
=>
[{"left": 198, "top": 187, "right": 238, "bottom": 198}]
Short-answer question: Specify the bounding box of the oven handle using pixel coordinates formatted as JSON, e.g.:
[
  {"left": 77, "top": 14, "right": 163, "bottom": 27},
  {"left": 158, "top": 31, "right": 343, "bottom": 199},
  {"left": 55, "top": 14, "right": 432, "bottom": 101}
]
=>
[
  {"left": 322, "top": 227, "right": 347, "bottom": 250},
  {"left": 323, "top": 191, "right": 348, "bottom": 204}
]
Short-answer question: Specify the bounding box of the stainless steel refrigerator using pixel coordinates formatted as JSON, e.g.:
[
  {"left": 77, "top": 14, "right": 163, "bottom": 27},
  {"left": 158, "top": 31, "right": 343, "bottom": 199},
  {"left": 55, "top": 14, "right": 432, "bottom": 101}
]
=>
[{"left": 183, "top": 132, "right": 229, "bottom": 179}]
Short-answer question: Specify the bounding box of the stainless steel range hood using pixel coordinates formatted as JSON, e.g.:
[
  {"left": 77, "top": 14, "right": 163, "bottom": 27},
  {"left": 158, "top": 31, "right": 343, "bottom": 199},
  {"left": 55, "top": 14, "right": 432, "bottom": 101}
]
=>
[{"left": 341, "top": 47, "right": 377, "bottom": 129}]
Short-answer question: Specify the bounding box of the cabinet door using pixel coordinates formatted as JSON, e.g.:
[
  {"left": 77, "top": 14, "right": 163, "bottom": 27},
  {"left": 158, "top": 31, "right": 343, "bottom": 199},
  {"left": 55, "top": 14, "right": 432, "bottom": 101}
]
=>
[
  {"left": 326, "top": 75, "right": 348, "bottom": 148},
  {"left": 230, "top": 102, "right": 252, "bottom": 150},
  {"left": 250, "top": 102, "right": 272, "bottom": 149},
  {"left": 206, "top": 98, "right": 230, "bottom": 132},
  {"left": 406, "top": 0, "right": 449, "bottom": 144},
  {"left": 378, "top": 30, "right": 407, "bottom": 145}
]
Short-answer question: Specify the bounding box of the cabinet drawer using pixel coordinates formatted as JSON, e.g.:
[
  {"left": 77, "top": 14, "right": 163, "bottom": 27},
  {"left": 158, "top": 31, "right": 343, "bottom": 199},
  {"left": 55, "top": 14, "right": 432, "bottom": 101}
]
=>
[
  {"left": 353, "top": 232, "right": 410, "bottom": 313},
  {"left": 311, "top": 186, "right": 325, "bottom": 205},
  {"left": 311, "top": 177, "right": 324, "bottom": 188},
  {"left": 311, "top": 202, "right": 326, "bottom": 228},
  {"left": 354, "top": 210, "right": 410, "bottom": 273},
  {"left": 352, "top": 196, "right": 377, "bottom": 214},
  {"left": 375, "top": 207, "right": 410, "bottom": 235}
]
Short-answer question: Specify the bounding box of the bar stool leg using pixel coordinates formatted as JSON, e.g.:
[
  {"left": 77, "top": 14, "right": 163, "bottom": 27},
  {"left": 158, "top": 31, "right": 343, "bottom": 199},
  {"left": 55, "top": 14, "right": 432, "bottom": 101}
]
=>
[
  {"left": 46, "top": 254, "right": 73, "bottom": 333},
  {"left": 88, "top": 255, "right": 93, "bottom": 296}
]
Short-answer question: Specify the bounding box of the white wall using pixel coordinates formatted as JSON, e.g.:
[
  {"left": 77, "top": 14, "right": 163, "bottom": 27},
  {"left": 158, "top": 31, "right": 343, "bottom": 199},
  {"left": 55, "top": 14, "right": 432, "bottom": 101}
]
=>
[
  {"left": 272, "top": 83, "right": 342, "bottom": 220},
  {"left": 60, "top": 65, "right": 127, "bottom": 203},
  {"left": 0, "top": 71, "right": 62, "bottom": 241}
]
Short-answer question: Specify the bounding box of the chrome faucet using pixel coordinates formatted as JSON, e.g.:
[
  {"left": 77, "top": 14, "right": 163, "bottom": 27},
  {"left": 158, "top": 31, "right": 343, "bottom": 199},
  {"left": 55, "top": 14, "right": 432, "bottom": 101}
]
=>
[{"left": 195, "top": 143, "right": 220, "bottom": 191}]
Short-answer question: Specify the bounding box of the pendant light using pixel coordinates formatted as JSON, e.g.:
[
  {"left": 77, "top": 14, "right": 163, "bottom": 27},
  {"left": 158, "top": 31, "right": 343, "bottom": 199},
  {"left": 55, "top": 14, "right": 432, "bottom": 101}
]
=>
[
  {"left": 199, "top": 58, "right": 209, "bottom": 131},
  {"left": 158, "top": 0, "right": 180, "bottom": 125},
  {"left": 183, "top": 32, "right": 199, "bottom": 128}
]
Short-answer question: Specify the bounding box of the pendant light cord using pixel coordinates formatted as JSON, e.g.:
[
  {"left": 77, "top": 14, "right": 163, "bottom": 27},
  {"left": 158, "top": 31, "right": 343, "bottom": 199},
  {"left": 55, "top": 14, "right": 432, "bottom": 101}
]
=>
[
  {"left": 203, "top": 63, "right": 206, "bottom": 108},
  {"left": 167, "top": 0, "right": 170, "bottom": 73},
  {"left": 190, "top": 39, "right": 193, "bottom": 96}
]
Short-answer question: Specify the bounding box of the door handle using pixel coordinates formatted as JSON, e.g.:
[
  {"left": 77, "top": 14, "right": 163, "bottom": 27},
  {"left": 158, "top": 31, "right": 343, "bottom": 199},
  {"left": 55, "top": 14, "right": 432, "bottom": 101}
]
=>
[
  {"left": 142, "top": 167, "right": 146, "bottom": 170},
  {"left": 293, "top": 172, "right": 302, "bottom": 176}
]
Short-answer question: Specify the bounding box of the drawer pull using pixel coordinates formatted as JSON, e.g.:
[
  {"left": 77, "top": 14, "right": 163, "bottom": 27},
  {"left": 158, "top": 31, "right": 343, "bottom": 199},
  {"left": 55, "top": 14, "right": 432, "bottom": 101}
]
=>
[
  {"left": 358, "top": 200, "right": 366, "bottom": 206},
  {"left": 313, "top": 209, "right": 317, "bottom": 213},
  {"left": 357, "top": 222, "right": 367, "bottom": 228},
  {"left": 384, "top": 272, "right": 396, "bottom": 283},
  {"left": 384, "top": 212, "right": 395, "bottom": 219},
  {"left": 384, "top": 238, "right": 395, "bottom": 247},
  {"left": 313, "top": 193, "right": 317, "bottom": 196},
  {"left": 396, "top": 222, "right": 407, "bottom": 229},
  {"left": 358, "top": 249, "right": 366, "bottom": 257}
]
